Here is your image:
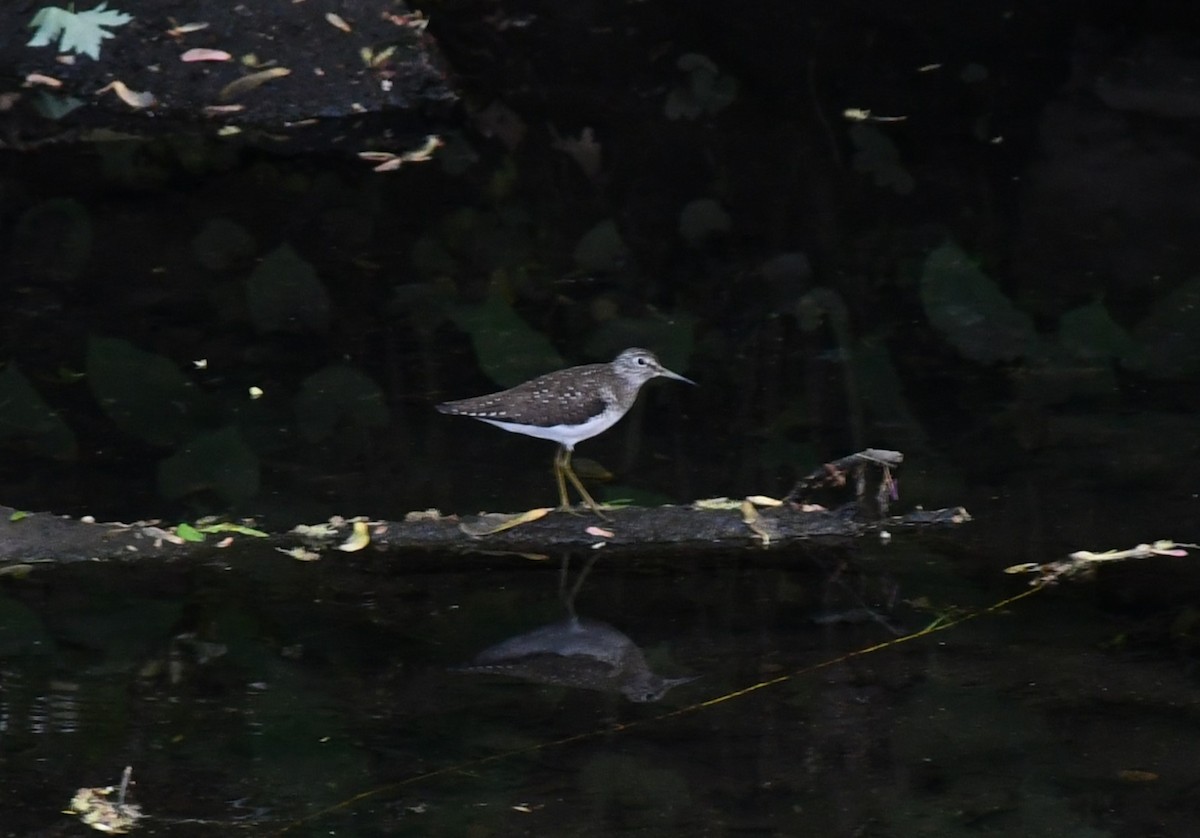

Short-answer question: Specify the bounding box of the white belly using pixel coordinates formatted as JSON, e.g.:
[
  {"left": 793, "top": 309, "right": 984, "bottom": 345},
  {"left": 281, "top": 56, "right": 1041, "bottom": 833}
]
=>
[{"left": 480, "top": 409, "right": 622, "bottom": 450}]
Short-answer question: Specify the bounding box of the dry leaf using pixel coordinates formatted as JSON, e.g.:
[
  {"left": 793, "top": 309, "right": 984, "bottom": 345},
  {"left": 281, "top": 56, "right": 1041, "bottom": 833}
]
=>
[
  {"left": 181, "top": 48, "right": 232, "bottom": 62},
  {"left": 24, "top": 73, "right": 62, "bottom": 88},
  {"left": 66, "top": 785, "right": 143, "bottom": 834},
  {"left": 459, "top": 508, "right": 552, "bottom": 536},
  {"left": 585, "top": 526, "right": 614, "bottom": 538},
  {"left": 383, "top": 11, "right": 429, "bottom": 31},
  {"left": 741, "top": 499, "right": 776, "bottom": 547},
  {"left": 401, "top": 135, "right": 444, "bottom": 162},
  {"left": 167, "top": 21, "right": 209, "bottom": 37},
  {"left": 292, "top": 522, "right": 338, "bottom": 539},
  {"left": 843, "top": 108, "right": 907, "bottom": 123},
  {"left": 358, "top": 136, "right": 444, "bottom": 172},
  {"left": 218, "top": 67, "right": 291, "bottom": 101},
  {"left": 97, "top": 80, "right": 156, "bottom": 109},
  {"left": 403, "top": 509, "right": 446, "bottom": 522},
  {"left": 692, "top": 497, "right": 736, "bottom": 509},
  {"left": 276, "top": 546, "right": 321, "bottom": 562},
  {"left": 745, "top": 495, "right": 783, "bottom": 507},
  {"left": 203, "top": 104, "right": 244, "bottom": 116},
  {"left": 551, "top": 125, "right": 602, "bottom": 180},
  {"left": 325, "top": 12, "right": 352, "bottom": 32},
  {"left": 740, "top": 500, "right": 759, "bottom": 525},
  {"left": 358, "top": 152, "right": 403, "bottom": 172}
]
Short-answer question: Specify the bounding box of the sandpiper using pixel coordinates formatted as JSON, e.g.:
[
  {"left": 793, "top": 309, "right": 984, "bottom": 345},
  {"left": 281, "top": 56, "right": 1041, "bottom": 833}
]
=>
[{"left": 436, "top": 348, "right": 695, "bottom": 516}]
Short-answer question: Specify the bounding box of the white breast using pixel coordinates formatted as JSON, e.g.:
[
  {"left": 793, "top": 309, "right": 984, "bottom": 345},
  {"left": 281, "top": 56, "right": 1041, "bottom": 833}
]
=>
[{"left": 480, "top": 408, "right": 623, "bottom": 450}]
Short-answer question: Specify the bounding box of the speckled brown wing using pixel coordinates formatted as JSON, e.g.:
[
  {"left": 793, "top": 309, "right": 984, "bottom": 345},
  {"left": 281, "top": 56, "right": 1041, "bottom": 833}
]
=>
[
  {"left": 437, "top": 392, "right": 610, "bottom": 427},
  {"left": 436, "top": 363, "right": 613, "bottom": 427}
]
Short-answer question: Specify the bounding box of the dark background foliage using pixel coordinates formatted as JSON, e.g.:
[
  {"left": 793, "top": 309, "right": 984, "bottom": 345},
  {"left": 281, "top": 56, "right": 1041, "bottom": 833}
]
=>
[
  {"left": 4, "top": 4, "right": 1200, "bottom": 836},
  {"left": 1, "top": 0, "right": 1198, "bottom": 554}
]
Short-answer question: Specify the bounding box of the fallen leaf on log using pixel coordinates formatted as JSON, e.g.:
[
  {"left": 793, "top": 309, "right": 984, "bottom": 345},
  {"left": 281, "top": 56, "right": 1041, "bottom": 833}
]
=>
[
  {"left": 181, "top": 48, "right": 232, "bottom": 62},
  {"left": 218, "top": 67, "right": 291, "bottom": 101}
]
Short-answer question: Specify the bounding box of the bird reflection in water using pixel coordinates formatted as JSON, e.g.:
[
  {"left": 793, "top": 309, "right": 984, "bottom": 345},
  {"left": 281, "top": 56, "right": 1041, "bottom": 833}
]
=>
[{"left": 454, "top": 556, "right": 696, "bottom": 702}]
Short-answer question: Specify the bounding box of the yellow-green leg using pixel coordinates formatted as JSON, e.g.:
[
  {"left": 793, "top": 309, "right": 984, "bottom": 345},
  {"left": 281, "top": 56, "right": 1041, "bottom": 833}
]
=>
[
  {"left": 554, "top": 446, "right": 611, "bottom": 520},
  {"left": 552, "top": 445, "right": 572, "bottom": 511}
]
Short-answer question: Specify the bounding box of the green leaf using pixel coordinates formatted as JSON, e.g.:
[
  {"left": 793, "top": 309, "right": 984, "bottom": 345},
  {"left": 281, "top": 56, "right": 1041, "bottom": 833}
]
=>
[
  {"left": 573, "top": 219, "right": 629, "bottom": 273},
  {"left": 409, "top": 234, "right": 458, "bottom": 278},
  {"left": 196, "top": 522, "right": 268, "bottom": 538},
  {"left": 850, "top": 340, "right": 928, "bottom": 444},
  {"left": 11, "top": 198, "right": 92, "bottom": 282},
  {"left": 86, "top": 336, "right": 201, "bottom": 446},
  {"left": 0, "top": 364, "right": 78, "bottom": 460},
  {"left": 175, "top": 523, "right": 205, "bottom": 542},
  {"left": 450, "top": 291, "right": 564, "bottom": 388},
  {"left": 32, "top": 91, "right": 85, "bottom": 120},
  {"left": 157, "top": 426, "right": 260, "bottom": 507},
  {"left": 1126, "top": 276, "right": 1200, "bottom": 379},
  {"left": 1058, "top": 300, "right": 1139, "bottom": 362},
  {"left": 920, "top": 240, "right": 1037, "bottom": 363},
  {"left": 245, "top": 244, "right": 331, "bottom": 334},
  {"left": 850, "top": 124, "right": 915, "bottom": 195},
  {"left": 0, "top": 595, "right": 51, "bottom": 655},
  {"left": 27, "top": 3, "right": 133, "bottom": 61},
  {"left": 9, "top": 511, "right": 31, "bottom": 522},
  {"left": 665, "top": 53, "right": 738, "bottom": 120},
  {"left": 294, "top": 365, "right": 389, "bottom": 442},
  {"left": 961, "top": 63, "right": 989, "bottom": 83},
  {"left": 678, "top": 198, "right": 731, "bottom": 247},
  {"left": 192, "top": 218, "right": 257, "bottom": 271},
  {"left": 584, "top": 315, "right": 697, "bottom": 374}
]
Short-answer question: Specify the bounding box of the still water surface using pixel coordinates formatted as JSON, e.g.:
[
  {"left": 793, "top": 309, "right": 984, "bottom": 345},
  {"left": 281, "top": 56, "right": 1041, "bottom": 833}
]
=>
[{"left": 1, "top": 539, "right": 1196, "bottom": 836}]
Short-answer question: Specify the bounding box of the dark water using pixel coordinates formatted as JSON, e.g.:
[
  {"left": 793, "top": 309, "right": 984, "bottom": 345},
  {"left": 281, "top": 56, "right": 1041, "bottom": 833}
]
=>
[
  {"left": 3, "top": 538, "right": 1197, "bottom": 837},
  {"left": 4, "top": 2, "right": 1200, "bottom": 835}
]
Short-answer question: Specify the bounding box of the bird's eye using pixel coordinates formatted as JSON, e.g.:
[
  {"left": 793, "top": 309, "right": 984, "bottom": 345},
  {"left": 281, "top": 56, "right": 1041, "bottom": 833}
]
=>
[{"left": 637, "top": 357, "right": 647, "bottom": 365}]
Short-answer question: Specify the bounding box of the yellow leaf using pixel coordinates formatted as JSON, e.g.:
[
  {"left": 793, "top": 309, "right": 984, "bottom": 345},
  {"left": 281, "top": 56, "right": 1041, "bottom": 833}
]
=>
[
  {"left": 336, "top": 520, "right": 371, "bottom": 552},
  {"left": 459, "top": 508, "right": 552, "bottom": 536}
]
